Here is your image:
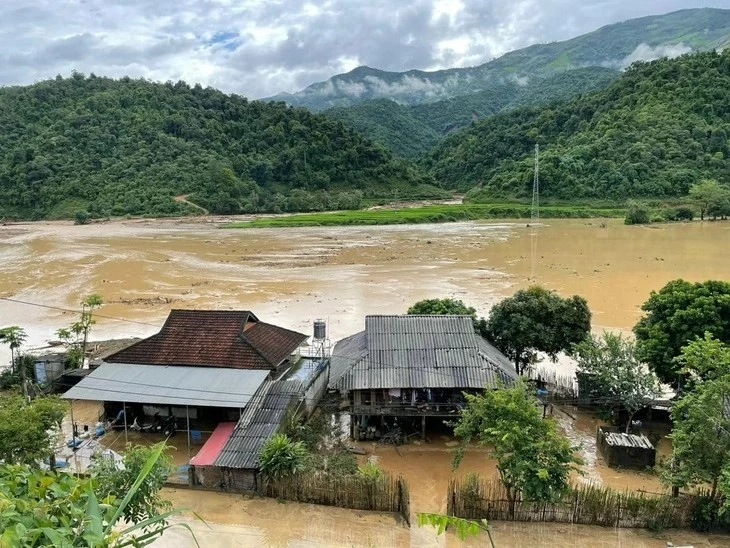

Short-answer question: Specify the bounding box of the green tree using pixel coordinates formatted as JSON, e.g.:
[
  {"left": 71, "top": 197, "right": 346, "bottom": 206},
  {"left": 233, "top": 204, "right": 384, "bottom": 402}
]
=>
[
  {"left": 674, "top": 332, "right": 730, "bottom": 386},
  {"left": 624, "top": 201, "right": 651, "bottom": 225},
  {"left": 0, "top": 442, "right": 198, "bottom": 546},
  {"left": 485, "top": 286, "right": 591, "bottom": 375},
  {"left": 258, "top": 433, "right": 310, "bottom": 480},
  {"left": 0, "top": 325, "right": 27, "bottom": 373},
  {"left": 573, "top": 332, "right": 661, "bottom": 432},
  {"left": 92, "top": 443, "right": 173, "bottom": 526},
  {"left": 689, "top": 179, "right": 730, "bottom": 221},
  {"left": 0, "top": 395, "right": 66, "bottom": 465},
  {"left": 407, "top": 298, "right": 488, "bottom": 336},
  {"left": 59, "top": 294, "right": 104, "bottom": 368},
  {"left": 454, "top": 381, "right": 581, "bottom": 516},
  {"left": 633, "top": 279, "right": 730, "bottom": 386},
  {"left": 665, "top": 374, "right": 730, "bottom": 499}
]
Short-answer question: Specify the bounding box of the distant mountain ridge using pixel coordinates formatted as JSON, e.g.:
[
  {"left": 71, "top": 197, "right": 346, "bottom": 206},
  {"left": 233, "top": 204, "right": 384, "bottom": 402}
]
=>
[
  {"left": 324, "top": 67, "right": 619, "bottom": 157},
  {"left": 421, "top": 49, "right": 730, "bottom": 202},
  {"left": 267, "top": 8, "right": 730, "bottom": 111}
]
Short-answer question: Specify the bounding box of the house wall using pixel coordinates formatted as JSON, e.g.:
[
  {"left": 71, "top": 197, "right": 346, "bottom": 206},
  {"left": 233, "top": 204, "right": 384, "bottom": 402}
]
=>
[
  {"left": 221, "top": 467, "right": 257, "bottom": 491},
  {"left": 350, "top": 387, "right": 469, "bottom": 416},
  {"left": 189, "top": 465, "right": 225, "bottom": 488},
  {"left": 302, "top": 361, "right": 329, "bottom": 415}
]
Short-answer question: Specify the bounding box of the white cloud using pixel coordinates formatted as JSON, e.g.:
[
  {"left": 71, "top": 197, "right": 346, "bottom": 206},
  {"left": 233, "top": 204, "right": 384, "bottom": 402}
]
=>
[
  {"left": 621, "top": 42, "right": 694, "bottom": 66},
  {"left": 0, "top": 0, "right": 725, "bottom": 98}
]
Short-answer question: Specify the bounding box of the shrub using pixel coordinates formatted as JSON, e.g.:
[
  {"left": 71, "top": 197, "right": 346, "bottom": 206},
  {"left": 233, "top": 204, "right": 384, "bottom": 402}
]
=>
[
  {"left": 74, "top": 210, "right": 90, "bottom": 225},
  {"left": 624, "top": 201, "right": 650, "bottom": 225},
  {"left": 358, "top": 460, "right": 384, "bottom": 480},
  {"left": 258, "top": 434, "right": 310, "bottom": 480},
  {"left": 674, "top": 206, "right": 695, "bottom": 221}
]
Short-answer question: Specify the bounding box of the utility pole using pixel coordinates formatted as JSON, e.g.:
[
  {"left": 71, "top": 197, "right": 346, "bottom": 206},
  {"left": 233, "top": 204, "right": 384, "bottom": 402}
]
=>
[{"left": 530, "top": 143, "right": 539, "bottom": 226}]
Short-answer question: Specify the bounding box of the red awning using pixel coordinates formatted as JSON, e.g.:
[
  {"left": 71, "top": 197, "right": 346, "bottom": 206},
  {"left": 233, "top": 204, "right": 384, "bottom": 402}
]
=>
[{"left": 189, "top": 422, "right": 237, "bottom": 466}]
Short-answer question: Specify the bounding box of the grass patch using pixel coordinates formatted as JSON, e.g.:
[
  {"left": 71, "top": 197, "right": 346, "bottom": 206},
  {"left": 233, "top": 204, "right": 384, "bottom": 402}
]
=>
[{"left": 224, "top": 203, "right": 626, "bottom": 229}]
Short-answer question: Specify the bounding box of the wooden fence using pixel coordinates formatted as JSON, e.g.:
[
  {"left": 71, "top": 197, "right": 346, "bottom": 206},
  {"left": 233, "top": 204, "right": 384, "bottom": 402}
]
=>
[
  {"left": 259, "top": 473, "right": 411, "bottom": 524},
  {"left": 448, "top": 477, "right": 699, "bottom": 529}
]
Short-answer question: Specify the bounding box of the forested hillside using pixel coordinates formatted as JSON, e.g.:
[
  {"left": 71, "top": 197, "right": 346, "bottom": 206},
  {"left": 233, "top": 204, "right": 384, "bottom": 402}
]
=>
[
  {"left": 270, "top": 8, "right": 730, "bottom": 110},
  {"left": 422, "top": 50, "right": 730, "bottom": 200},
  {"left": 326, "top": 68, "right": 618, "bottom": 157},
  {"left": 0, "top": 74, "right": 437, "bottom": 219}
]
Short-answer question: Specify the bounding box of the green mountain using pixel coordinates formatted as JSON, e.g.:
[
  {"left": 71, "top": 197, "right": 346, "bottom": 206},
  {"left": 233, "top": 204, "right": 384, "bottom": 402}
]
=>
[
  {"left": 421, "top": 50, "right": 730, "bottom": 201},
  {"left": 0, "top": 75, "right": 439, "bottom": 220},
  {"left": 326, "top": 67, "right": 618, "bottom": 157},
  {"left": 268, "top": 8, "right": 730, "bottom": 111}
]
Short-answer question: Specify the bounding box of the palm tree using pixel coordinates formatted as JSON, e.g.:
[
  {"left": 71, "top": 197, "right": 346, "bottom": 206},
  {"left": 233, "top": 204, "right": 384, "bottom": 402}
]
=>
[
  {"left": 0, "top": 325, "right": 27, "bottom": 373},
  {"left": 0, "top": 326, "right": 28, "bottom": 396}
]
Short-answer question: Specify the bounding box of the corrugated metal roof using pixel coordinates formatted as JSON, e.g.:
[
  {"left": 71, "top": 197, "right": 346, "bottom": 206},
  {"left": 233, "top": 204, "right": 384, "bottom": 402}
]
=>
[
  {"left": 214, "top": 379, "right": 303, "bottom": 469},
  {"left": 62, "top": 362, "right": 269, "bottom": 408},
  {"left": 330, "top": 315, "right": 517, "bottom": 391}
]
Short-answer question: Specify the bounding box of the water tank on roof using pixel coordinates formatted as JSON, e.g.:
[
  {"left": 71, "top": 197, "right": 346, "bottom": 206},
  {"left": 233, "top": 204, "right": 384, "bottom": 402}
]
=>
[{"left": 313, "top": 319, "right": 326, "bottom": 340}]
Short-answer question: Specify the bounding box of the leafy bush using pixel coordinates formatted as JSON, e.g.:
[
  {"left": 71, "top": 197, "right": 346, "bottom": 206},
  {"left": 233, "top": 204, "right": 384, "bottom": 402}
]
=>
[
  {"left": 74, "top": 210, "right": 90, "bottom": 225},
  {"left": 624, "top": 201, "right": 651, "bottom": 225},
  {"left": 674, "top": 206, "right": 695, "bottom": 221},
  {"left": 258, "top": 434, "right": 310, "bottom": 480},
  {"left": 91, "top": 443, "right": 172, "bottom": 524},
  {"left": 358, "top": 460, "right": 384, "bottom": 480}
]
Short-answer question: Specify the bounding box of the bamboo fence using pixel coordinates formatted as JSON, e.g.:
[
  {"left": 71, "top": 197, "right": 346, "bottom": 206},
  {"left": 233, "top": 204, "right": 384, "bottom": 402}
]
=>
[
  {"left": 449, "top": 477, "right": 699, "bottom": 529},
  {"left": 260, "top": 473, "right": 411, "bottom": 524}
]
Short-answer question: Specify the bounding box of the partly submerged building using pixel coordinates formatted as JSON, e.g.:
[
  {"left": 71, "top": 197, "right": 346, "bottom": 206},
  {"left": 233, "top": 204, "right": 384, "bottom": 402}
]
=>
[
  {"left": 63, "top": 310, "right": 319, "bottom": 461},
  {"left": 328, "top": 315, "right": 518, "bottom": 441}
]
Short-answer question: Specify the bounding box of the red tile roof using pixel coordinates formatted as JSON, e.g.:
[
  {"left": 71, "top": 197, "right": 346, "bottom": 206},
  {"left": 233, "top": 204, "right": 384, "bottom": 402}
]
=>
[{"left": 105, "top": 310, "right": 308, "bottom": 370}]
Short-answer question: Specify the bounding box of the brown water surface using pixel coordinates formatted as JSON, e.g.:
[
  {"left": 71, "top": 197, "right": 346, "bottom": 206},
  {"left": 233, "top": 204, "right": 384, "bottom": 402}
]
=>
[
  {"left": 2, "top": 218, "right": 728, "bottom": 360},
  {"left": 4, "top": 218, "right": 730, "bottom": 546}
]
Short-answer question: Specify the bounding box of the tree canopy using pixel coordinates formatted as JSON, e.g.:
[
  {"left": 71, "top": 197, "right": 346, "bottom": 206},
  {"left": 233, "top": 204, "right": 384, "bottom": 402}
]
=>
[
  {"left": 689, "top": 179, "right": 730, "bottom": 220},
  {"left": 665, "top": 374, "right": 730, "bottom": 499},
  {"left": 407, "top": 298, "right": 487, "bottom": 336},
  {"left": 633, "top": 279, "right": 730, "bottom": 386},
  {"left": 573, "top": 332, "right": 661, "bottom": 432},
  {"left": 485, "top": 286, "right": 591, "bottom": 375},
  {"left": 422, "top": 50, "right": 730, "bottom": 201},
  {"left": 0, "top": 395, "right": 66, "bottom": 465},
  {"left": 454, "top": 381, "right": 581, "bottom": 511},
  {"left": 0, "top": 74, "right": 435, "bottom": 220}
]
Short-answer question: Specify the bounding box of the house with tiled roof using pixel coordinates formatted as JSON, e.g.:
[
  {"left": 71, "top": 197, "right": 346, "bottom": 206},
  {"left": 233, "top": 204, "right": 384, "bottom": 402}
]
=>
[{"left": 64, "top": 310, "right": 328, "bottom": 489}]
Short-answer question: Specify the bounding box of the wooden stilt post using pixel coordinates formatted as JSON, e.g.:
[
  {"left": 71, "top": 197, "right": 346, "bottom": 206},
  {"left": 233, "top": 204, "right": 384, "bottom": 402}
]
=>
[
  {"left": 123, "top": 402, "right": 128, "bottom": 445},
  {"left": 421, "top": 415, "right": 426, "bottom": 441},
  {"left": 186, "top": 406, "right": 191, "bottom": 456}
]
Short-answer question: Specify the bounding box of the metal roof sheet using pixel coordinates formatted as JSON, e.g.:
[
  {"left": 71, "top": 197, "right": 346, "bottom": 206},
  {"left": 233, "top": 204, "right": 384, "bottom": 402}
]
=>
[
  {"left": 330, "top": 315, "right": 517, "bottom": 391},
  {"left": 214, "top": 379, "right": 303, "bottom": 469},
  {"left": 62, "top": 362, "right": 269, "bottom": 408}
]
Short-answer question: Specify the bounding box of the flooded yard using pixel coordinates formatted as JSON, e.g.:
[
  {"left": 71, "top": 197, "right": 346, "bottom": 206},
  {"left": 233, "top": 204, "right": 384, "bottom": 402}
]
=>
[{"left": 5, "top": 217, "right": 730, "bottom": 545}]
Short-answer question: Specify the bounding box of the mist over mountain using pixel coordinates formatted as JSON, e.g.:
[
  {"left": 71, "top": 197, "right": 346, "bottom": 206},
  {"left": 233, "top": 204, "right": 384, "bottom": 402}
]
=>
[{"left": 267, "top": 8, "right": 730, "bottom": 111}]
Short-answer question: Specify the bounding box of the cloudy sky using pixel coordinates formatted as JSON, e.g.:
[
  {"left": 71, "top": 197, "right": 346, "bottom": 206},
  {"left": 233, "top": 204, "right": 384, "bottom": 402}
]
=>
[{"left": 0, "top": 0, "right": 726, "bottom": 98}]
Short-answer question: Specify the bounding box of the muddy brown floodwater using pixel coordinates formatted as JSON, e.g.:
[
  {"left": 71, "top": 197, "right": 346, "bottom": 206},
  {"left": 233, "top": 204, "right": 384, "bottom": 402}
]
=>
[{"left": 3, "top": 217, "right": 730, "bottom": 546}]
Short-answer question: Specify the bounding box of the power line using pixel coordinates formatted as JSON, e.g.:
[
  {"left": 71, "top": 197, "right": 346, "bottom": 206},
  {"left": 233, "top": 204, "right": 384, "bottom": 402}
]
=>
[{"left": 0, "top": 296, "right": 164, "bottom": 328}]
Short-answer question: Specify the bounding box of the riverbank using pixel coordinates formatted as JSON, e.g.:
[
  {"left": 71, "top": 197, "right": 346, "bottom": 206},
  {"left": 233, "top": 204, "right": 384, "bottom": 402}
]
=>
[{"left": 224, "top": 203, "right": 626, "bottom": 228}]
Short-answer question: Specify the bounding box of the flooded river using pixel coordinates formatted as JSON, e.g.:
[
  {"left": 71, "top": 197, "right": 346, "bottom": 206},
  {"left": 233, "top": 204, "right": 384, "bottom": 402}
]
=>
[
  {"left": 3, "top": 217, "right": 730, "bottom": 546},
  {"left": 2, "top": 218, "right": 729, "bottom": 361}
]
